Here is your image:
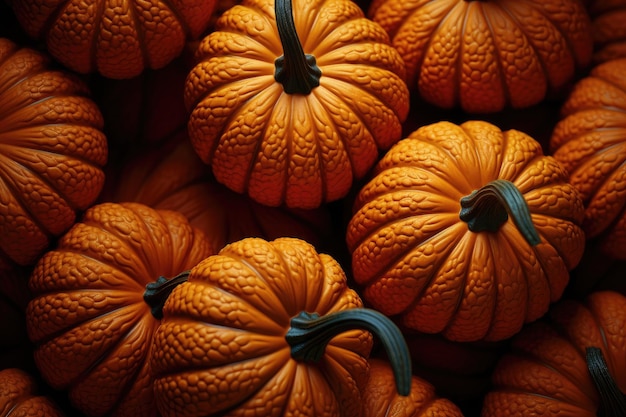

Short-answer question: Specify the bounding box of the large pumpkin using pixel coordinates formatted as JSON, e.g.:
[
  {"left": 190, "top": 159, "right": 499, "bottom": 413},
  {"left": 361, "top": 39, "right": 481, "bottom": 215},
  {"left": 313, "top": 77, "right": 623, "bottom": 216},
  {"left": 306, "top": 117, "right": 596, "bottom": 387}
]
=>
[
  {"left": 481, "top": 290, "right": 626, "bottom": 417},
  {"left": 26, "top": 202, "right": 215, "bottom": 417},
  {"left": 0, "top": 38, "right": 107, "bottom": 267},
  {"left": 346, "top": 120, "right": 586, "bottom": 342},
  {"left": 8, "top": 0, "right": 216, "bottom": 79},
  {"left": 185, "top": 0, "right": 409, "bottom": 209},
  {"left": 0, "top": 368, "right": 65, "bottom": 417},
  {"left": 149, "top": 237, "right": 412, "bottom": 417},
  {"left": 368, "top": 0, "right": 593, "bottom": 113},
  {"left": 550, "top": 57, "right": 626, "bottom": 261}
]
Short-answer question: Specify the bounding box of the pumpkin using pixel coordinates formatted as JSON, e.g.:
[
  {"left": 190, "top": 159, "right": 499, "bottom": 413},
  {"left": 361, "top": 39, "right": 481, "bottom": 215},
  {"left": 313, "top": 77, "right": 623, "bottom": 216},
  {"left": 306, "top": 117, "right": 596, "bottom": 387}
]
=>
[
  {"left": 0, "top": 368, "right": 65, "bottom": 417},
  {"left": 26, "top": 202, "right": 215, "bottom": 417},
  {"left": 550, "top": 57, "right": 626, "bottom": 261},
  {"left": 362, "top": 358, "right": 465, "bottom": 417},
  {"left": 587, "top": 0, "right": 626, "bottom": 64},
  {"left": 185, "top": 0, "right": 409, "bottom": 209},
  {"left": 346, "top": 120, "right": 586, "bottom": 342},
  {"left": 149, "top": 236, "right": 412, "bottom": 417},
  {"left": 368, "top": 0, "right": 593, "bottom": 113},
  {"left": 0, "top": 38, "right": 108, "bottom": 267},
  {"left": 8, "top": 0, "right": 217, "bottom": 79},
  {"left": 481, "top": 290, "right": 626, "bottom": 417}
]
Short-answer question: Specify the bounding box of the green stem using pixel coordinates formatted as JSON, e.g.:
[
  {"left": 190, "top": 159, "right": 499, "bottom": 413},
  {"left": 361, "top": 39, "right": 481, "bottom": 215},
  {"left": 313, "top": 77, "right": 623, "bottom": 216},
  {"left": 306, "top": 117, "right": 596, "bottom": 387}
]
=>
[
  {"left": 274, "top": 0, "right": 321, "bottom": 94},
  {"left": 459, "top": 179, "right": 540, "bottom": 245},
  {"left": 143, "top": 271, "right": 190, "bottom": 319},
  {"left": 286, "top": 309, "right": 412, "bottom": 396},
  {"left": 586, "top": 347, "right": 626, "bottom": 417}
]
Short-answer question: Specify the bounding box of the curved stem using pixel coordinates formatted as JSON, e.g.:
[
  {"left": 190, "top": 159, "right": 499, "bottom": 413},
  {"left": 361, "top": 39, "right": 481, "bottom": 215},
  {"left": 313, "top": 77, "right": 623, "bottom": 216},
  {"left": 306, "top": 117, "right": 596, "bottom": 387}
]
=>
[
  {"left": 586, "top": 347, "right": 626, "bottom": 417},
  {"left": 286, "top": 309, "right": 412, "bottom": 396},
  {"left": 274, "top": 0, "right": 321, "bottom": 94},
  {"left": 459, "top": 179, "right": 540, "bottom": 245},
  {"left": 143, "top": 271, "right": 190, "bottom": 319}
]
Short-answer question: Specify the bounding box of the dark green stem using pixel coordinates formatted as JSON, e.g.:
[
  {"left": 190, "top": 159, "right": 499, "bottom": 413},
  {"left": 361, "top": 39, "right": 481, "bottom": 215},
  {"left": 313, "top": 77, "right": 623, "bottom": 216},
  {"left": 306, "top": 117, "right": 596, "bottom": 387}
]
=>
[
  {"left": 286, "top": 309, "right": 412, "bottom": 396},
  {"left": 274, "top": 0, "right": 321, "bottom": 94},
  {"left": 459, "top": 179, "right": 540, "bottom": 245},
  {"left": 143, "top": 271, "right": 190, "bottom": 319},
  {"left": 586, "top": 347, "right": 626, "bottom": 417}
]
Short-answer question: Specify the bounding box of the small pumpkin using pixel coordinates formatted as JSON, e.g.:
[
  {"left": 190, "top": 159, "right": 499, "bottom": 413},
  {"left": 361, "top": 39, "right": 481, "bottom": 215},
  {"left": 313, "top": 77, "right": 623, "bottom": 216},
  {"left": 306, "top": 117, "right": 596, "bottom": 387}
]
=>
[
  {"left": 481, "top": 290, "right": 626, "bottom": 417},
  {"left": 0, "top": 38, "right": 108, "bottom": 267},
  {"left": 185, "top": 0, "right": 409, "bottom": 208},
  {"left": 368, "top": 0, "right": 593, "bottom": 113},
  {"left": 149, "top": 236, "right": 412, "bottom": 417},
  {"left": 346, "top": 120, "right": 586, "bottom": 342},
  {"left": 0, "top": 368, "right": 65, "bottom": 417},
  {"left": 587, "top": 0, "right": 626, "bottom": 64},
  {"left": 26, "top": 202, "right": 215, "bottom": 417},
  {"left": 550, "top": 57, "right": 626, "bottom": 261},
  {"left": 8, "top": 0, "right": 217, "bottom": 79},
  {"left": 362, "top": 358, "right": 465, "bottom": 417}
]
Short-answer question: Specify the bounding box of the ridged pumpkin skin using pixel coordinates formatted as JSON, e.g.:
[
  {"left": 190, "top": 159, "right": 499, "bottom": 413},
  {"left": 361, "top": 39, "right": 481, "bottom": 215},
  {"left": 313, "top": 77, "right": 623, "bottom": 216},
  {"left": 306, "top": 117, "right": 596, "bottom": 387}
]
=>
[
  {"left": 481, "top": 290, "right": 626, "bottom": 417},
  {"left": 0, "top": 368, "right": 65, "bottom": 417},
  {"left": 588, "top": 0, "right": 626, "bottom": 64},
  {"left": 150, "top": 237, "right": 374, "bottom": 417},
  {"left": 9, "top": 0, "right": 216, "bottom": 79},
  {"left": 26, "top": 202, "right": 215, "bottom": 417},
  {"left": 0, "top": 38, "right": 107, "bottom": 267},
  {"left": 368, "top": 0, "right": 593, "bottom": 113},
  {"left": 185, "top": 0, "right": 409, "bottom": 209},
  {"left": 347, "top": 120, "right": 586, "bottom": 342},
  {"left": 362, "top": 359, "right": 465, "bottom": 417},
  {"left": 550, "top": 57, "right": 626, "bottom": 261}
]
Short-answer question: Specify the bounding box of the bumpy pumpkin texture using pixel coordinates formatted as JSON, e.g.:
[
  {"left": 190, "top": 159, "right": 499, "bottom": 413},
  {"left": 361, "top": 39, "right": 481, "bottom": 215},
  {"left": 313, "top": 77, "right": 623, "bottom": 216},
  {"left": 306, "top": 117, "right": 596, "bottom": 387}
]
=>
[
  {"left": 26, "top": 202, "right": 215, "bottom": 417},
  {"left": 185, "top": 0, "right": 409, "bottom": 208},
  {"left": 0, "top": 368, "right": 65, "bottom": 417},
  {"left": 368, "top": 0, "right": 593, "bottom": 113},
  {"left": 0, "top": 38, "right": 107, "bottom": 267},
  {"left": 347, "top": 120, "right": 586, "bottom": 342},
  {"left": 9, "top": 0, "right": 217, "bottom": 79}
]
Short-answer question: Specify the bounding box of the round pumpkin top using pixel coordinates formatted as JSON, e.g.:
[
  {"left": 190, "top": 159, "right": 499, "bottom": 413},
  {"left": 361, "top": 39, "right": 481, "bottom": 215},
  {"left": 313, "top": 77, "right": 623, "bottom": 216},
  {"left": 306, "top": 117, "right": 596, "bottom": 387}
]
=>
[
  {"left": 0, "top": 368, "right": 65, "bottom": 417},
  {"left": 26, "top": 202, "right": 215, "bottom": 417},
  {"left": 185, "top": 0, "right": 409, "bottom": 208},
  {"left": 347, "top": 120, "right": 586, "bottom": 342}
]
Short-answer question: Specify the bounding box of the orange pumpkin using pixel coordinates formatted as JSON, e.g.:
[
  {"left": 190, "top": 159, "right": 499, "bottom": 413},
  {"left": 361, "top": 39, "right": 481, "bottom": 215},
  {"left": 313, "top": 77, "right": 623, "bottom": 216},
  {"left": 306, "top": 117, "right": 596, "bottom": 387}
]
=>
[
  {"left": 26, "top": 202, "right": 215, "bottom": 417},
  {"left": 368, "top": 0, "right": 593, "bottom": 113},
  {"left": 0, "top": 368, "right": 65, "bottom": 417},
  {"left": 0, "top": 38, "right": 108, "bottom": 267},
  {"left": 362, "top": 358, "right": 465, "bottom": 417},
  {"left": 550, "top": 57, "right": 626, "bottom": 261},
  {"left": 8, "top": 0, "right": 216, "bottom": 79},
  {"left": 587, "top": 0, "right": 626, "bottom": 64},
  {"left": 149, "top": 237, "right": 412, "bottom": 417},
  {"left": 185, "top": 0, "right": 409, "bottom": 209},
  {"left": 481, "top": 290, "right": 626, "bottom": 417},
  {"left": 346, "top": 120, "right": 586, "bottom": 342}
]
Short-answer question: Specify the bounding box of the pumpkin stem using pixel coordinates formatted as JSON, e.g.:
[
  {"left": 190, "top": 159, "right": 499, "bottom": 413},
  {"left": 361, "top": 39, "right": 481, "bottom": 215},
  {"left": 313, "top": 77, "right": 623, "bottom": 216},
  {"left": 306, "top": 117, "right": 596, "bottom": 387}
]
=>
[
  {"left": 586, "top": 347, "right": 626, "bottom": 417},
  {"left": 459, "top": 179, "right": 540, "bottom": 245},
  {"left": 143, "top": 271, "right": 190, "bottom": 319},
  {"left": 285, "top": 309, "right": 412, "bottom": 396},
  {"left": 274, "top": 0, "right": 321, "bottom": 94}
]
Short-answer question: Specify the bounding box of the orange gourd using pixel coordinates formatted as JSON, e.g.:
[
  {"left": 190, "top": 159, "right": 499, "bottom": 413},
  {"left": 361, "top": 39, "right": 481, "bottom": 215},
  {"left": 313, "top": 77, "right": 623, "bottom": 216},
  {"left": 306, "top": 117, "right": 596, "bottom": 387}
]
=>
[
  {"left": 149, "top": 237, "right": 412, "bottom": 417},
  {"left": 0, "top": 38, "right": 107, "bottom": 267},
  {"left": 0, "top": 368, "right": 65, "bottom": 417},
  {"left": 346, "top": 120, "right": 586, "bottom": 342},
  {"left": 587, "top": 0, "right": 626, "bottom": 64},
  {"left": 8, "top": 0, "right": 216, "bottom": 79},
  {"left": 185, "top": 0, "right": 409, "bottom": 209},
  {"left": 481, "top": 290, "right": 626, "bottom": 417},
  {"left": 26, "top": 202, "right": 215, "bottom": 417},
  {"left": 368, "top": 0, "right": 593, "bottom": 113},
  {"left": 550, "top": 57, "right": 626, "bottom": 261}
]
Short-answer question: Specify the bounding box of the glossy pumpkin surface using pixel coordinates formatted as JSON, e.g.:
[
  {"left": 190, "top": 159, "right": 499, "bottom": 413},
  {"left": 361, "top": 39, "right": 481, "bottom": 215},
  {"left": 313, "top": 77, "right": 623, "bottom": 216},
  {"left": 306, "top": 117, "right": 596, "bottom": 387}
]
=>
[
  {"left": 0, "top": 368, "right": 65, "bottom": 417},
  {"left": 26, "top": 202, "right": 215, "bottom": 417},
  {"left": 0, "top": 38, "right": 107, "bottom": 267},
  {"left": 185, "top": 0, "right": 409, "bottom": 208},
  {"left": 368, "top": 0, "right": 593, "bottom": 113},
  {"left": 347, "top": 120, "right": 586, "bottom": 342},
  {"left": 550, "top": 57, "right": 626, "bottom": 260},
  {"left": 481, "top": 290, "right": 626, "bottom": 417}
]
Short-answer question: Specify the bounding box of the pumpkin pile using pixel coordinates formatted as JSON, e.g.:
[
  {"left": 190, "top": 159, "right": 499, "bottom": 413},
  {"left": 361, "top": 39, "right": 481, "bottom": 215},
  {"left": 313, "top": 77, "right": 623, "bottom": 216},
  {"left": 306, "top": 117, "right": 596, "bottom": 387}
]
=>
[{"left": 1, "top": 0, "right": 625, "bottom": 416}]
